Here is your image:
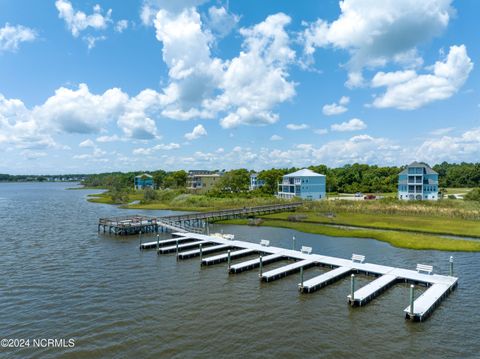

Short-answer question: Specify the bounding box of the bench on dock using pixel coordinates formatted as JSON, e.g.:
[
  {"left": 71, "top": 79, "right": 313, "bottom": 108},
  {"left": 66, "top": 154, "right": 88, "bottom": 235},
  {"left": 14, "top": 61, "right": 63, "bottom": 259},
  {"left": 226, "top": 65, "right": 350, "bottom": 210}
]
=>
[
  {"left": 416, "top": 264, "right": 433, "bottom": 275},
  {"left": 351, "top": 254, "right": 365, "bottom": 263},
  {"left": 260, "top": 239, "right": 270, "bottom": 247},
  {"left": 301, "top": 246, "right": 312, "bottom": 255}
]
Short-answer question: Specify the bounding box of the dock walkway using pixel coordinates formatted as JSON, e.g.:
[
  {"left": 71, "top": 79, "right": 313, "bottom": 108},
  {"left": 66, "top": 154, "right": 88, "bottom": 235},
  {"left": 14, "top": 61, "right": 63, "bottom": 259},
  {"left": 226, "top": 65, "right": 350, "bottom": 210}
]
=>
[{"left": 140, "top": 231, "right": 457, "bottom": 322}]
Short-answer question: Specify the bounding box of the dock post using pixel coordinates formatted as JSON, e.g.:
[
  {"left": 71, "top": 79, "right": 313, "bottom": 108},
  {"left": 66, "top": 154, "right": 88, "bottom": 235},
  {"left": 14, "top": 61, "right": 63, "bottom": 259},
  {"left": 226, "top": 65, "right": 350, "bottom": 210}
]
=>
[
  {"left": 227, "top": 250, "right": 231, "bottom": 271},
  {"left": 409, "top": 285, "right": 415, "bottom": 316},
  {"left": 156, "top": 234, "right": 160, "bottom": 254},
  {"left": 139, "top": 231, "right": 142, "bottom": 248},
  {"left": 300, "top": 266, "right": 304, "bottom": 289},
  {"left": 259, "top": 255, "right": 263, "bottom": 278},
  {"left": 350, "top": 274, "right": 355, "bottom": 303},
  {"left": 449, "top": 256, "right": 454, "bottom": 276},
  {"left": 199, "top": 244, "right": 203, "bottom": 264},
  {"left": 176, "top": 240, "right": 179, "bottom": 261},
  {"left": 292, "top": 236, "right": 296, "bottom": 251}
]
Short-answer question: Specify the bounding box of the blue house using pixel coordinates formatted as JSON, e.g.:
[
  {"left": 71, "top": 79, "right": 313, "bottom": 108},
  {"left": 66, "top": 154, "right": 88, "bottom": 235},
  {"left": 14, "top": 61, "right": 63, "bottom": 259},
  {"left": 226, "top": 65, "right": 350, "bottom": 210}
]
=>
[
  {"left": 398, "top": 162, "right": 439, "bottom": 201},
  {"left": 134, "top": 174, "right": 154, "bottom": 190},
  {"left": 277, "top": 169, "right": 326, "bottom": 200},
  {"left": 249, "top": 173, "right": 265, "bottom": 191}
]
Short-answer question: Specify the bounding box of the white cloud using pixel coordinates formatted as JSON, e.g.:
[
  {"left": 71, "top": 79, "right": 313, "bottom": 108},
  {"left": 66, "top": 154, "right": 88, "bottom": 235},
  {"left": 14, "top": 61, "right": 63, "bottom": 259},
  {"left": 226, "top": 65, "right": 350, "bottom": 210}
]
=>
[
  {"left": 207, "top": 6, "right": 239, "bottom": 37},
  {"left": 286, "top": 123, "right": 309, "bottom": 130},
  {"left": 0, "top": 23, "right": 37, "bottom": 52},
  {"left": 140, "top": 0, "right": 207, "bottom": 26},
  {"left": 96, "top": 134, "right": 121, "bottom": 142},
  {"left": 152, "top": 9, "right": 296, "bottom": 128},
  {"left": 79, "top": 139, "right": 95, "bottom": 147},
  {"left": 34, "top": 83, "right": 128, "bottom": 134},
  {"left": 84, "top": 35, "right": 106, "bottom": 49},
  {"left": 270, "top": 134, "right": 283, "bottom": 141},
  {"left": 331, "top": 118, "right": 367, "bottom": 132},
  {"left": 55, "top": 0, "right": 112, "bottom": 37},
  {"left": 133, "top": 142, "right": 180, "bottom": 155},
  {"left": 184, "top": 124, "right": 207, "bottom": 140},
  {"left": 416, "top": 128, "right": 480, "bottom": 163},
  {"left": 372, "top": 45, "right": 473, "bottom": 109},
  {"left": 115, "top": 20, "right": 129, "bottom": 33},
  {"left": 300, "top": 0, "right": 454, "bottom": 85},
  {"left": 322, "top": 96, "right": 349, "bottom": 116}
]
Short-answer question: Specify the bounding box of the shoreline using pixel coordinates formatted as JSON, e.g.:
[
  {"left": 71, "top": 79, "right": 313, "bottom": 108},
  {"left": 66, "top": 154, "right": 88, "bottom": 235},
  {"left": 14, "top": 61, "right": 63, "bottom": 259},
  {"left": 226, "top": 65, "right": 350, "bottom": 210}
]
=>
[{"left": 218, "top": 219, "right": 480, "bottom": 252}]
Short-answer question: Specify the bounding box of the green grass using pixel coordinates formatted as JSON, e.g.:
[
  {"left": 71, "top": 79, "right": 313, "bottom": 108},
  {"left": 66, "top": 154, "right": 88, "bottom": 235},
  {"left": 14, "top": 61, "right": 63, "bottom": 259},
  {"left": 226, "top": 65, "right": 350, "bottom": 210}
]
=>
[
  {"left": 261, "top": 211, "right": 480, "bottom": 238},
  {"left": 221, "top": 219, "right": 480, "bottom": 252}
]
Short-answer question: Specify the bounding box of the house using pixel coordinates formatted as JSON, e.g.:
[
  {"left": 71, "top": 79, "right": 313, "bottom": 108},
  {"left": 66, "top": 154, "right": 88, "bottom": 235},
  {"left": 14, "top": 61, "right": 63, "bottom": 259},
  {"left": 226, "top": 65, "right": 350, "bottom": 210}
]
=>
[
  {"left": 277, "top": 168, "right": 326, "bottom": 200},
  {"left": 186, "top": 170, "right": 222, "bottom": 194},
  {"left": 398, "top": 162, "right": 439, "bottom": 201},
  {"left": 249, "top": 173, "right": 265, "bottom": 191},
  {"left": 134, "top": 174, "right": 154, "bottom": 190}
]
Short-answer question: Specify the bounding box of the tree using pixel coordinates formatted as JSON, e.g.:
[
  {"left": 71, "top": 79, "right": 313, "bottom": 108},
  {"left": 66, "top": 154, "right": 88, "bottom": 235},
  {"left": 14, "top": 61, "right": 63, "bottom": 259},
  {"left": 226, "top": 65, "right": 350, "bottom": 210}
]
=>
[{"left": 215, "top": 169, "right": 250, "bottom": 193}]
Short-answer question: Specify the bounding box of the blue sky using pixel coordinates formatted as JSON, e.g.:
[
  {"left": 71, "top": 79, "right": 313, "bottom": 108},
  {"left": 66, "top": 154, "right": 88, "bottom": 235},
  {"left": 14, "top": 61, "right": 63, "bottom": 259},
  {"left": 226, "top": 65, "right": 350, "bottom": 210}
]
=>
[{"left": 0, "top": 0, "right": 479, "bottom": 174}]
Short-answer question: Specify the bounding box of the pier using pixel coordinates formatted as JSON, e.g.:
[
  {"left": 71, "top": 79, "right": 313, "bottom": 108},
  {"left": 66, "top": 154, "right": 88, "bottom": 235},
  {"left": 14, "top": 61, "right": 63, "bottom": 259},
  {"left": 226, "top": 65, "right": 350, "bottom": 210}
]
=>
[
  {"left": 144, "top": 232, "right": 458, "bottom": 322},
  {"left": 98, "top": 202, "right": 302, "bottom": 235}
]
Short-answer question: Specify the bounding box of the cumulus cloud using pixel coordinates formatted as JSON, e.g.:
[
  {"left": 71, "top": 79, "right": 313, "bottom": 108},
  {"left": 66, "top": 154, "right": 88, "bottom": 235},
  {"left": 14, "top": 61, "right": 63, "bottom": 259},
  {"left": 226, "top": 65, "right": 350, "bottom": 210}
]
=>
[
  {"left": 331, "top": 118, "right": 367, "bottom": 132},
  {"left": 140, "top": 0, "right": 207, "bottom": 25},
  {"left": 286, "top": 123, "right": 309, "bottom": 130},
  {"left": 115, "top": 20, "right": 129, "bottom": 33},
  {"left": 371, "top": 45, "right": 473, "bottom": 109},
  {"left": 0, "top": 23, "right": 37, "bottom": 52},
  {"left": 270, "top": 134, "right": 283, "bottom": 141},
  {"left": 152, "top": 8, "right": 296, "bottom": 128},
  {"left": 322, "top": 96, "right": 349, "bottom": 116},
  {"left": 184, "top": 124, "right": 207, "bottom": 140},
  {"left": 207, "top": 6, "right": 240, "bottom": 37},
  {"left": 300, "top": 0, "right": 454, "bottom": 86},
  {"left": 55, "top": 0, "right": 112, "bottom": 37},
  {"left": 416, "top": 128, "right": 480, "bottom": 163}
]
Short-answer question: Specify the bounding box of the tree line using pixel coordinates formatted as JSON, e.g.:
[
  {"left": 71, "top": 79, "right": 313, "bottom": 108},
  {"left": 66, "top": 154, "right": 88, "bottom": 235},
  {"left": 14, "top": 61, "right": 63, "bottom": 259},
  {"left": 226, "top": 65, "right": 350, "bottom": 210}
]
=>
[{"left": 79, "top": 162, "right": 480, "bottom": 195}]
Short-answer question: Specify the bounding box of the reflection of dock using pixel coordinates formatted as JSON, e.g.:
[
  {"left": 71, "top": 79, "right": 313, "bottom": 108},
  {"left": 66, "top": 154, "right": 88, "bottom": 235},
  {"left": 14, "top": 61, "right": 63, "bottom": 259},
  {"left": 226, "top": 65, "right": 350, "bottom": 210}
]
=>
[{"left": 143, "top": 232, "right": 457, "bottom": 322}]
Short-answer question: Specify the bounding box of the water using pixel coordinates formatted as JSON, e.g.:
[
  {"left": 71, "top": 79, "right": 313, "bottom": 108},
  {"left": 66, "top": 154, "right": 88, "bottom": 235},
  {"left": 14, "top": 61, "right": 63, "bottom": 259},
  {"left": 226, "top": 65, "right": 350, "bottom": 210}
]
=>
[{"left": 0, "top": 182, "right": 478, "bottom": 358}]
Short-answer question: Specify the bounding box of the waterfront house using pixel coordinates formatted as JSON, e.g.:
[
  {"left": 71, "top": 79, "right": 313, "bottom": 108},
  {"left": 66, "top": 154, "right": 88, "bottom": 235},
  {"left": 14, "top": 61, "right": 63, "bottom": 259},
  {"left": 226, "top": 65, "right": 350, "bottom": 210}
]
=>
[
  {"left": 186, "top": 170, "right": 222, "bottom": 194},
  {"left": 398, "top": 162, "right": 439, "bottom": 201},
  {"left": 249, "top": 173, "right": 265, "bottom": 191},
  {"left": 277, "top": 169, "right": 326, "bottom": 200},
  {"left": 134, "top": 174, "right": 154, "bottom": 190}
]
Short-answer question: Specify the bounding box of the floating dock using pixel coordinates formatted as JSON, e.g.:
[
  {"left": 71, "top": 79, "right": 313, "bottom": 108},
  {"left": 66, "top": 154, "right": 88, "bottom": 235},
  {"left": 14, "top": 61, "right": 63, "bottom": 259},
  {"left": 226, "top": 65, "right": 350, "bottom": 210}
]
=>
[{"left": 141, "top": 232, "right": 458, "bottom": 322}]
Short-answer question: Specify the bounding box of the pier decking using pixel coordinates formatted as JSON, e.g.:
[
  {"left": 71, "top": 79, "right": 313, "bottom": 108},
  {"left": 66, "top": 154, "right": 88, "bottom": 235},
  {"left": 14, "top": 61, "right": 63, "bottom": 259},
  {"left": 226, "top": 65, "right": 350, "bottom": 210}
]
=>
[
  {"left": 300, "top": 266, "right": 352, "bottom": 293},
  {"left": 201, "top": 248, "right": 256, "bottom": 265},
  {"left": 139, "top": 232, "right": 457, "bottom": 322},
  {"left": 98, "top": 203, "right": 302, "bottom": 235}
]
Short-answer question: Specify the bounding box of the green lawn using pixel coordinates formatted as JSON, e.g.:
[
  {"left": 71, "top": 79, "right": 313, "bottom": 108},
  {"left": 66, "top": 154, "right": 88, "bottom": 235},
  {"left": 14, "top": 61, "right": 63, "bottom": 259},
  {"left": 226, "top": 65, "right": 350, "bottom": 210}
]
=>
[
  {"left": 221, "top": 219, "right": 480, "bottom": 252},
  {"left": 261, "top": 211, "right": 480, "bottom": 238}
]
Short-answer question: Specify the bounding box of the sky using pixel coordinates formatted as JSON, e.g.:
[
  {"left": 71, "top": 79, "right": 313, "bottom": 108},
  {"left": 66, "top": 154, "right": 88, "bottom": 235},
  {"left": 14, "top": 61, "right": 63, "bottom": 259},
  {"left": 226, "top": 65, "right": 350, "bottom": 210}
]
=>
[{"left": 0, "top": 0, "right": 479, "bottom": 174}]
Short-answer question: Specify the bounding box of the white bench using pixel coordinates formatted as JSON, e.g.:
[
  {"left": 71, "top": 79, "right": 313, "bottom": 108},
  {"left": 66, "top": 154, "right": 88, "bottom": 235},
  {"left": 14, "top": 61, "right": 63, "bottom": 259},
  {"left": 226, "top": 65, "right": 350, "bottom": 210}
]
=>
[
  {"left": 301, "top": 246, "right": 312, "bottom": 255},
  {"left": 416, "top": 264, "right": 433, "bottom": 275},
  {"left": 351, "top": 254, "right": 365, "bottom": 263},
  {"left": 260, "top": 239, "right": 270, "bottom": 247}
]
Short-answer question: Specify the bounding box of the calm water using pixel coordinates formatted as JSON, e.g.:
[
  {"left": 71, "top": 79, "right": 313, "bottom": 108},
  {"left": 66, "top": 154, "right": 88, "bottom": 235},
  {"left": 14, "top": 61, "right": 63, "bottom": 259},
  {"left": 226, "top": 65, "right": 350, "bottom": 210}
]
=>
[{"left": 0, "top": 182, "right": 479, "bottom": 358}]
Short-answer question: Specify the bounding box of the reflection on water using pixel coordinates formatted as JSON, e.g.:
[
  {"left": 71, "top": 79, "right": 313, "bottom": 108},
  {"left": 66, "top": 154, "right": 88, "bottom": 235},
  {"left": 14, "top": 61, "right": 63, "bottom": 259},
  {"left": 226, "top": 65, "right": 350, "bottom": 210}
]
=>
[{"left": 0, "top": 182, "right": 477, "bottom": 359}]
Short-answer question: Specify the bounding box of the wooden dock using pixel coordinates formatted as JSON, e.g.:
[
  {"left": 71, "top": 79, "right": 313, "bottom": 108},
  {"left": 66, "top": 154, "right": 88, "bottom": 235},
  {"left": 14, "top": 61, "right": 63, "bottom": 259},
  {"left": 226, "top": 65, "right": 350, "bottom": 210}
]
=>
[
  {"left": 144, "top": 232, "right": 458, "bottom": 322},
  {"left": 98, "top": 203, "right": 302, "bottom": 235}
]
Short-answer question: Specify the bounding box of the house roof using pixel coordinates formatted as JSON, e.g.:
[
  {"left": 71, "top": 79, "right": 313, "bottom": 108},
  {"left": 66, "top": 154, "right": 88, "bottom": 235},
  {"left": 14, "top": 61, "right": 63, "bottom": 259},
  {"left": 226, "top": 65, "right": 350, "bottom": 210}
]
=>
[
  {"left": 135, "top": 173, "right": 153, "bottom": 178},
  {"left": 284, "top": 168, "right": 325, "bottom": 177},
  {"left": 399, "top": 162, "right": 438, "bottom": 175}
]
